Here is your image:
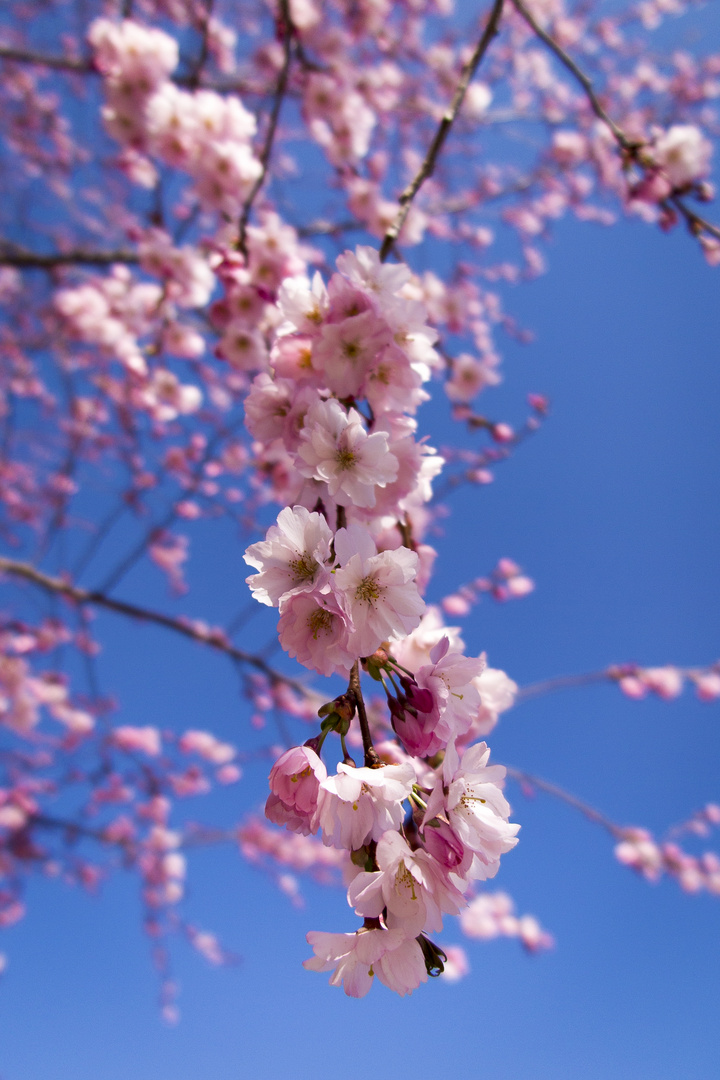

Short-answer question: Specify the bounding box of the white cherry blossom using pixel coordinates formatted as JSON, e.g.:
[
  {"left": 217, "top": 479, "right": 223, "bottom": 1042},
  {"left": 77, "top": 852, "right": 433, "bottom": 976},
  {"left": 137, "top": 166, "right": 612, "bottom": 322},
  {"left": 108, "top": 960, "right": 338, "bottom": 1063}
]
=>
[{"left": 244, "top": 505, "right": 332, "bottom": 607}]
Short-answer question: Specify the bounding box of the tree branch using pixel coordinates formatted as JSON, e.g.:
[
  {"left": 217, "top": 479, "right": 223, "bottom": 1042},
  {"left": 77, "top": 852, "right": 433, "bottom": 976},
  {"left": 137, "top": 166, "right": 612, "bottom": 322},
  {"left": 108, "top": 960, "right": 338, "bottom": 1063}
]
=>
[
  {"left": 237, "top": 0, "right": 295, "bottom": 256},
  {"left": 0, "top": 46, "right": 93, "bottom": 73},
  {"left": 508, "top": 0, "right": 638, "bottom": 153},
  {"left": 349, "top": 660, "right": 380, "bottom": 767},
  {"left": 379, "top": 0, "right": 506, "bottom": 262},
  {"left": 0, "top": 244, "right": 140, "bottom": 270},
  {"left": 0, "top": 556, "right": 306, "bottom": 691},
  {"left": 505, "top": 765, "right": 625, "bottom": 837}
]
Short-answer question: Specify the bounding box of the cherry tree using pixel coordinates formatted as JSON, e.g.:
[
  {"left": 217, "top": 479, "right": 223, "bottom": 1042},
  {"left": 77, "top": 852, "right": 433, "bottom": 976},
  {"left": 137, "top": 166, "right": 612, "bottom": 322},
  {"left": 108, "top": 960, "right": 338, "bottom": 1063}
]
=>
[{"left": 0, "top": 0, "right": 718, "bottom": 1015}]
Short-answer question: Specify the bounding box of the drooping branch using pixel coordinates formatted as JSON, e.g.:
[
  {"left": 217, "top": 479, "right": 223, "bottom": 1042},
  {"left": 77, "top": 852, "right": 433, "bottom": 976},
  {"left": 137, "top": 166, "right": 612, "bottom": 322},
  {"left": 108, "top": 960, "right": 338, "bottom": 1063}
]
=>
[
  {"left": 0, "top": 244, "right": 140, "bottom": 269},
  {"left": 510, "top": 0, "right": 720, "bottom": 245},
  {"left": 509, "top": 0, "right": 638, "bottom": 153},
  {"left": 237, "top": 0, "right": 295, "bottom": 256},
  {"left": 0, "top": 46, "right": 93, "bottom": 73},
  {"left": 379, "top": 0, "right": 506, "bottom": 262},
  {"left": 504, "top": 766, "right": 625, "bottom": 837},
  {"left": 0, "top": 556, "right": 306, "bottom": 691}
]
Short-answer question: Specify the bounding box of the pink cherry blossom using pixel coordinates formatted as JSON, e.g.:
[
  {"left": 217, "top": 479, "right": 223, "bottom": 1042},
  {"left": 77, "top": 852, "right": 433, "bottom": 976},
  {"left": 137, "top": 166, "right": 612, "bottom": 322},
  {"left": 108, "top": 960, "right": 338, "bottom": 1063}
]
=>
[
  {"left": 244, "top": 506, "right": 333, "bottom": 607},
  {"left": 296, "top": 399, "right": 398, "bottom": 508},
  {"left": 333, "top": 526, "right": 425, "bottom": 657},
  {"left": 304, "top": 926, "right": 427, "bottom": 997},
  {"left": 265, "top": 746, "right": 327, "bottom": 836},
  {"left": 277, "top": 586, "right": 355, "bottom": 676},
  {"left": 317, "top": 761, "right": 416, "bottom": 850}
]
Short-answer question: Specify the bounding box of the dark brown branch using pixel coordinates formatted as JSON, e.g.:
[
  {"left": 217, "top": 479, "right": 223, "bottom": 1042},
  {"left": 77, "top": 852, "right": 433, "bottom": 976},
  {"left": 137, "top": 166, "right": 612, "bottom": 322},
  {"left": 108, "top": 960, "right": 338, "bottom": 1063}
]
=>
[
  {"left": 0, "top": 556, "right": 306, "bottom": 691},
  {"left": 505, "top": 766, "right": 624, "bottom": 837},
  {"left": 0, "top": 245, "right": 139, "bottom": 270},
  {"left": 186, "top": 0, "right": 216, "bottom": 90},
  {"left": 237, "top": 0, "right": 295, "bottom": 256},
  {"left": 0, "top": 46, "right": 93, "bottom": 73},
  {"left": 349, "top": 660, "right": 380, "bottom": 767},
  {"left": 670, "top": 194, "right": 720, "bottom": 242},
  {"left": 379, "top": 0, "right": 506, "bottom": 262}
]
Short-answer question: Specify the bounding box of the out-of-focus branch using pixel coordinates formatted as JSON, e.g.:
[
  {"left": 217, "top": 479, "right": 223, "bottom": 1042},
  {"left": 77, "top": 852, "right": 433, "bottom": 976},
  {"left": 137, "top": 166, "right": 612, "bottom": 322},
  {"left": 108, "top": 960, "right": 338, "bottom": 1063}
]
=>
[
  {"left": 505, "top": 766, "right": 625, "bottom": 837},
  {"left": 186, "top": 0, "right": 216, "bottom": 90},
  {"left": 0, "top": 556, "right": 305, "bottom": 690},
  {"left": 510, "top": 0, "right": 720, "bottom": 244},
  {"left": 237, "top": 0, "right": 295, "bottom": 256},
  {"left": 509, "top": 0, "right": 638, "bottom": 153},
  {"left": 0, "top": 244, "right": 139, "bottom": 269},
  {"left": 379, "top": 0, "right": 506, "bottom": 262},
  {"left": 0, "top": 44, "right": 251, "bottom": 94},
  {"left": 0, "top": 46, "right": 93, "bottom": 73},
  {"left": 670, "top": 194, "right": 720, "bottom": 242},
  {"left": 516, "top": 670, "right": 613, "bottom": 702}
]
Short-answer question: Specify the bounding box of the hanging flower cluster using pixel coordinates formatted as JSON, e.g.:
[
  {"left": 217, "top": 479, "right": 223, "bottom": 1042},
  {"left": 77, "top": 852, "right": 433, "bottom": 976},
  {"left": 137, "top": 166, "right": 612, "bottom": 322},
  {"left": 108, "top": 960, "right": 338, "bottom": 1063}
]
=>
[{"left": 244, "top": 246, "right": 519, "bottom": 996}]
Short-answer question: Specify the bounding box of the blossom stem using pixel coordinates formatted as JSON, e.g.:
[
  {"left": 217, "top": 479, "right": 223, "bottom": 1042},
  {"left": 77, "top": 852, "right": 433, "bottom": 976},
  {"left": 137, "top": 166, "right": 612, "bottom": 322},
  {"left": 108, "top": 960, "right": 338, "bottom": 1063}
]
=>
[
  {"left": 379, "top": 0, "right": 506, "bottom": 261},
  {"left": 409, "top": 788, "right": 428, "bottom": 811},
  {"left": 349, "top": 661, "right": 380, "bottom": 767}
]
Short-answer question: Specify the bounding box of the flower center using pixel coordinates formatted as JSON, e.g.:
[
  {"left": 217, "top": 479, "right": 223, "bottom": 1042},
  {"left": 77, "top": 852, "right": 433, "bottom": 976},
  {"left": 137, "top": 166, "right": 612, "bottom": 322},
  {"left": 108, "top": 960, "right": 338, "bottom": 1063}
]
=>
[
  {"left": 289, "top": 552, "right": 318, "bottom": 582},
  {"left": 342, "top": 339, "right": 361, "bottom": 360},
  {"left": 355, "top": 576, "right": 383, "bottom": 605},
  {"left": 307, "top": 607, "right": 334, "bottom": 639},
  {"left": 335, "top": 448, "right": 357, "bottom": 470}
]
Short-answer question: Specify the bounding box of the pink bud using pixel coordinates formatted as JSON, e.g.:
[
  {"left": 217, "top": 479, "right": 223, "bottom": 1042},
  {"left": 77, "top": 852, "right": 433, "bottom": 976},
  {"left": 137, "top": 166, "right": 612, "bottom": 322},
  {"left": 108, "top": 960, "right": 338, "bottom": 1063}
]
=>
[
  {"left": 618, "top": 675, "right": 647, "bottom": 699},
  {"left": 491, "top": 422, "right": 514, "bottom": 443},
  {"left": 696, "top": 672, "right": 720, "bottom": 701}
]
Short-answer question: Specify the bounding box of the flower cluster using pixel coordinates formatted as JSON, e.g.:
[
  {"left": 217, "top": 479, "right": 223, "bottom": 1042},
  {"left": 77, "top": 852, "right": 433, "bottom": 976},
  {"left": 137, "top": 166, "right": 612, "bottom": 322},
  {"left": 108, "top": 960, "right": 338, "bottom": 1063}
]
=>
[
  {"left": 89, "top": 18, "right": 261, "bottom": 214},
  {"left": 243, "top": 246, "right": 520, "bottom": 995}
]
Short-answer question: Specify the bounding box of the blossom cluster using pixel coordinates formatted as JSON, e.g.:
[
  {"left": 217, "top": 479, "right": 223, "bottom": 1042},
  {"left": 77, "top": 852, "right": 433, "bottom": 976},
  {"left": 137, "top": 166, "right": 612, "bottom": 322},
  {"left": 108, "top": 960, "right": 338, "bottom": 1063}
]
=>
[
  {"left": 243, "top": 246, "right": 521, "bottom": 995},
  {"left": 89, "top": 18, "right": 261, "bottom": 214}
]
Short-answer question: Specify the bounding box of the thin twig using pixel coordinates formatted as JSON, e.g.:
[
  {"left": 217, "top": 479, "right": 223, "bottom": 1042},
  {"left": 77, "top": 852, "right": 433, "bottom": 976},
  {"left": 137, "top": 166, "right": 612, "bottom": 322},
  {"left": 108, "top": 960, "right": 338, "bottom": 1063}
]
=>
[
  {"left": 516, "top": 670, "right": 611, "bottom": 703},
  {"left": 0, "top": 46, "right": 93, "bottom": 73},
  {"left": 0, "top": 556, "right": 306, "bottom": 691},
  {"left": 669, "top": 194, "right": 720, "bottom": 242},
  {"left": 186, "top": 0, "right": 216, "bottom": 90},
  {"left": 379, "top": 0, "right": 506, "bottom": 262},
  {"left": 237, "top": 0, "right": 295, "bottom": 256},
  {"left": 0, "top": 245, "right": 139, "bottom": 269},
  {"left": 509, "top": 0, "right": 638, "bottom": 153},
  {"left": 505, "top": 765, "right": 625, "bottom": 837}
]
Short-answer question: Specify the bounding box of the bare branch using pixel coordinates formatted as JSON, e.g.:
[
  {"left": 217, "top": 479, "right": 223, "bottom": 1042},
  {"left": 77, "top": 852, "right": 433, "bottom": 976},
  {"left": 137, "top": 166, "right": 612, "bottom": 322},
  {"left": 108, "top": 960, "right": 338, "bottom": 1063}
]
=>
[
  {"left": 237, "top": 0, "right": 295, "bottom": 256},
  {"left": 516, "top": 670, "right": 613, "bottom": 703},
  {"left": 186, "top": 0, "right": 216, "bottom": 90},
  {"left": 379, "top": 0, "right": 506, "bottom": 262},
  {"left": 509, "top": 0, "right": 638, "bottom": 153},
  {"left": 670, "top": 194, "right": 720, "bottom": 242},
  {"left": 0, "top": 244, "right": 139, "bottom": 270},
  {"left": 0, "top": 46, "right": 93, "bottom": 73},
  {"left": 0, "top": 556, "right": 306, "bottom": 691},
  {"left": 505, "top": 766, "right": 625, "bottom": 837}
]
